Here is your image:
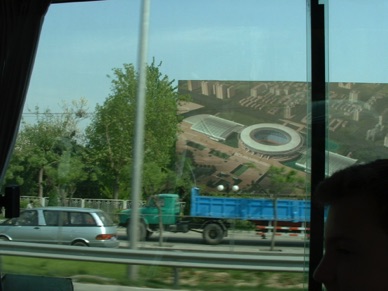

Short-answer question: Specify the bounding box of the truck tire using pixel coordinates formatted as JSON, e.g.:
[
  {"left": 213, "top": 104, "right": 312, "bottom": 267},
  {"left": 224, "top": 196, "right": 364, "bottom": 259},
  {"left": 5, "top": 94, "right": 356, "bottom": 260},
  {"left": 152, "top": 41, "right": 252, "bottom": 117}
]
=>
[
  {"left": 203, "top": 223, "right": 224, "bottom": 245},
  {"left": 126, "top": 220, "right": 146, "bottom": 241},
  {"left": 146, "top": 230, "right": 153, "bottom": 240}
]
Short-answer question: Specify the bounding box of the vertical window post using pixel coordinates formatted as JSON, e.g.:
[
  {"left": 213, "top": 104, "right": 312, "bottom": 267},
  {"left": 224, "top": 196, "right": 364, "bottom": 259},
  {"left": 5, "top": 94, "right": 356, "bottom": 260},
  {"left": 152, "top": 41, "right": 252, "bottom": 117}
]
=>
[{"left": 309, "top": 0, "right": 326, "bottom": 290}]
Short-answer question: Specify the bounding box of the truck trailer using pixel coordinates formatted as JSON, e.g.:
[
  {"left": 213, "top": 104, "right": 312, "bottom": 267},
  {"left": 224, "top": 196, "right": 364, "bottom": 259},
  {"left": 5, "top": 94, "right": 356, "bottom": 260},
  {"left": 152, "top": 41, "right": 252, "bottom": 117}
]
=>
[{"left": 118, "top": 187, "right": 311, "bottom": 245}]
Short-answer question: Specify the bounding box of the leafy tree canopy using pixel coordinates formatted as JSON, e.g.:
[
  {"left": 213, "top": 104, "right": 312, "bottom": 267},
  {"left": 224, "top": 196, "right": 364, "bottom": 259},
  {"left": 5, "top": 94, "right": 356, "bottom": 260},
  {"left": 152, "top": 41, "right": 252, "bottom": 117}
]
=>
[
  {"left": 264, "top": 166, "right": 305, "bottom": 198},
  {"left": 4, "top": 99, "right": 89, "bottom": 199},
  {"left": 86, "top": 61, "right": 190, "bottom": 199}
]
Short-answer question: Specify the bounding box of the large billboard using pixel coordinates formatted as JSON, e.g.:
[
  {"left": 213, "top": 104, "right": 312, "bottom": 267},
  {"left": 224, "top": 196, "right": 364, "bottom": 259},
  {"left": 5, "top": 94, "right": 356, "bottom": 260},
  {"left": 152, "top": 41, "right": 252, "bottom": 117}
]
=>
[{"left": 177, "top": 81, "right": 387, "bottom": 192}]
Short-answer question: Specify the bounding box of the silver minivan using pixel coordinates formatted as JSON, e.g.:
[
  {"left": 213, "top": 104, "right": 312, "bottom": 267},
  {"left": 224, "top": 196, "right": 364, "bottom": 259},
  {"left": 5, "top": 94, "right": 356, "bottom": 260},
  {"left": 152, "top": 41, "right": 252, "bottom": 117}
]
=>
[{"left": 0, "top": 207, "right": 119, "bottom": 248}]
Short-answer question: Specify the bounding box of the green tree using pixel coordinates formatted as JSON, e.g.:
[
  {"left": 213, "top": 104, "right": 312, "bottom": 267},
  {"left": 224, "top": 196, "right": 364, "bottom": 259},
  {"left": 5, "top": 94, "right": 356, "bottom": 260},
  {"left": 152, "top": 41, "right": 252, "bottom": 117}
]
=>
[
  {"left": 45, "top": 141, "right": 88, "bottom": 204},
  {"left": 86, "top": 61, "right": 189, "bottom": 200},
  {"left": 262, "top": 166, "right": 305, "bottom": 251},
  {"left": 3, "top": 152, "right": 25, "bottom": 187},
  {"left": 4, "top": 99, "right": 89, "bottom": 200}
]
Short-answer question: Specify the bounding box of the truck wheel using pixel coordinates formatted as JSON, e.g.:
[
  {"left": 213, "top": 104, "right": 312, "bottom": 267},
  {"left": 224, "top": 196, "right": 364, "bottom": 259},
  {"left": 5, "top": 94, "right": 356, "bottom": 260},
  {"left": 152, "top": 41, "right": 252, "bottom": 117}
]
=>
[
  {"left": 203, "top": 223, "right": 224, "bottom": 245},
  {"left": 146, "top": 230, "right": 153, "bottom": 240},
  {"left": 126, "top": 221, "right": 146, "bottom": 241}
]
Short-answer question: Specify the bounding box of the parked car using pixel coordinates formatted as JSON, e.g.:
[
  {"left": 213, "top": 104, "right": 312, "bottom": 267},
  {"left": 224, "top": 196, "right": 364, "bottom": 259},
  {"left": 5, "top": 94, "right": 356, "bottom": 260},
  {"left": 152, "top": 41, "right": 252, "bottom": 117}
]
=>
[{"left": 0, "top": 207, "right": 119, "bottom": 248}]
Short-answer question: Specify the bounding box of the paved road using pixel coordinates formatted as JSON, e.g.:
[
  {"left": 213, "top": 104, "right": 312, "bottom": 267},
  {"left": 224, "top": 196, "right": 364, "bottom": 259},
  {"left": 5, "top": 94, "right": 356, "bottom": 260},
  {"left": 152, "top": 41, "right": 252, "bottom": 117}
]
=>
[{"left": 117, "top": 228, "right": 307, "bottom": 254}]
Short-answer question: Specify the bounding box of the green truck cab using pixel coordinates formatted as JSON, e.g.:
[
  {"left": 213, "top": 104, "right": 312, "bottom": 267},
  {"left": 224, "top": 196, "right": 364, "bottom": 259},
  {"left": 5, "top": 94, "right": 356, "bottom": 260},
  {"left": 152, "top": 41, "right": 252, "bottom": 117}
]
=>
[
  {"left": 118, "top": 189, "right": 231, "bottom": 245},
  {"left": 118, "top": 193, "right": 184, "bottom": 240}
]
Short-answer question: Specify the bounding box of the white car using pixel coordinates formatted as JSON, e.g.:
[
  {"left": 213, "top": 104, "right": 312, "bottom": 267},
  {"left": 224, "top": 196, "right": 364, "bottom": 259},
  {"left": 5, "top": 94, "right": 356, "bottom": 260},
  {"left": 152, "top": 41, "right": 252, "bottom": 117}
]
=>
[{"left": 0, "top": 207, "right": 119, "bottom": 248}]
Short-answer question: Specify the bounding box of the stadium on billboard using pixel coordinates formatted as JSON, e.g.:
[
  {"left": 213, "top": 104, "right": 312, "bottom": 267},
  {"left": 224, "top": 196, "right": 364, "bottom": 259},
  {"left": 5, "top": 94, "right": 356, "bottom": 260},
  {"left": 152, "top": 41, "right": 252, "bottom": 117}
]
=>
[
  {"left": 239, "top": 123, "right": 304, "bottom": 160},
  {"left": 183, "top": 114, "right": 304, "bottom": 161}
]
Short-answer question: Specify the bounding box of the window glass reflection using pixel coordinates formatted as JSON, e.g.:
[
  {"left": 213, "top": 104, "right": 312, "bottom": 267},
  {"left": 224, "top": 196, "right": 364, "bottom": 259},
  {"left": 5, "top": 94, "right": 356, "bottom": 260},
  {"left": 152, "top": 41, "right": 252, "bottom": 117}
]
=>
[
  {"left": 326, "top": 0, "right": 388, "bottom": 164},
  {"left": 2, "top": 0, "right": 315, "bottom": 289}
]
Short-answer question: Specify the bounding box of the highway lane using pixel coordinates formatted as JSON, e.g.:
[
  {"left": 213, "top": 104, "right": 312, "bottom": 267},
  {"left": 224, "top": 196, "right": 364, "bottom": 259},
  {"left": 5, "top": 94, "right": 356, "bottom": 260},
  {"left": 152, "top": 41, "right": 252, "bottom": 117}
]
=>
[{"left": 117, "top": 228, "right": 309, "bottom": 255}]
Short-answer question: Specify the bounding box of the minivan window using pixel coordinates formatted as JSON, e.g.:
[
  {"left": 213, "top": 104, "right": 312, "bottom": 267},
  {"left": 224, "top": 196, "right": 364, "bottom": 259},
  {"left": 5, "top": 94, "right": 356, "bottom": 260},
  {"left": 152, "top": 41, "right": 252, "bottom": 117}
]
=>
[
  {"left": 24, "top": 210, "right": 38, "bottom": 226},
  {"left": 43, "top": 210, "right": 69, "bottom": 226},
  {"left": 43, "top": 211, "right": 97, "bottom": 226},
  {"left": 6, "top": 210, "right": 39, "bottom": 226},
  {"left": 69, "top": 212, "right": 96, "bottom": 226},
  {"left": 95, "top": 212, "right": 114, "bottom": 226},
  {"left": 43, "top": 210, "right": 59, "bottom": 226}
]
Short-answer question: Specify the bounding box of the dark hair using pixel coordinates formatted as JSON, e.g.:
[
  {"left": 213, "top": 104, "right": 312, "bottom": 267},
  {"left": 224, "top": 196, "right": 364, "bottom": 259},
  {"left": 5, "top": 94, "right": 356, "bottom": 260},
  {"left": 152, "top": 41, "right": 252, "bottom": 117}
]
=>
[{"left": 314, "top": 159, "right": 388, "bottom": 232}]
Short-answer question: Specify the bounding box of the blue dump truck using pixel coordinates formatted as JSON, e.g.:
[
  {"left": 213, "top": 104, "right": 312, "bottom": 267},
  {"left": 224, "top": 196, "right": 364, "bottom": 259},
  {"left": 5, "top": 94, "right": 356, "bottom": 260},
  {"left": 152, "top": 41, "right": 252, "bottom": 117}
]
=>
[{"left": 118, "top": 187, "right": 311, "bottom": 245}]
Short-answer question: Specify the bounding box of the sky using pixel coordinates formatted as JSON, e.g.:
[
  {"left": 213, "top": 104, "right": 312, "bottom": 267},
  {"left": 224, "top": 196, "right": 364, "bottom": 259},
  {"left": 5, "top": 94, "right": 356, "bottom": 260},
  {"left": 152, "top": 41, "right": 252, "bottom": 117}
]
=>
[{"left": 24, "top": 0, "right": 388, "bottom": 117}]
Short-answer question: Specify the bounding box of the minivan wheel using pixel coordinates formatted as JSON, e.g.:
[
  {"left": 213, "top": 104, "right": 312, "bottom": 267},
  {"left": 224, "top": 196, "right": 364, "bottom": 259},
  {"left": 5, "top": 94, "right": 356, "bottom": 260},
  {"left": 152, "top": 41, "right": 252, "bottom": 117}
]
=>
[
  {"left": 72, "top": 241, "right": 88, "bottom": 247},
  {"left": 0, "top": 236, "right": 9, "bottom": 241}
]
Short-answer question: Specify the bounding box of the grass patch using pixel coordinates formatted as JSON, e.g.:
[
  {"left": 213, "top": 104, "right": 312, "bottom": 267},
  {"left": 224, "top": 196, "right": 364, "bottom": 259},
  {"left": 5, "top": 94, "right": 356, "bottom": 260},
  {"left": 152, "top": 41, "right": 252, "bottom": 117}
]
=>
[
  {"left": 186, "top": 141, "right": 206, "bottom": 150},
  {"left": 0, "top": 256, "right": 306, "bottom": 290},
  {"left": 231, "top": 164, "right": 249, "bottom": 176},
  {"left": 209, "top": 149, "right": 230, "bottom": 159}
]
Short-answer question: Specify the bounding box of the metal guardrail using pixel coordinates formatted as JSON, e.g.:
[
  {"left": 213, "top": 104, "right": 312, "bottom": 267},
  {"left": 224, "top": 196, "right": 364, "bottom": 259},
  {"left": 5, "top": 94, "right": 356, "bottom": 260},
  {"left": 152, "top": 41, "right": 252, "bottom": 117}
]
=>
[{"left": 0, "top": 241, "right": 306, "bottom": 272}]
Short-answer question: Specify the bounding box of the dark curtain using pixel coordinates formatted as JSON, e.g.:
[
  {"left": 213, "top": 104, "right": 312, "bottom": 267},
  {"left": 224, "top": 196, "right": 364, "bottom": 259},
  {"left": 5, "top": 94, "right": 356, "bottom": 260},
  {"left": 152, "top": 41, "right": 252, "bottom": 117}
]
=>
[{"left": 0, "top": 0, "right": 51, "bottom": 183}]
